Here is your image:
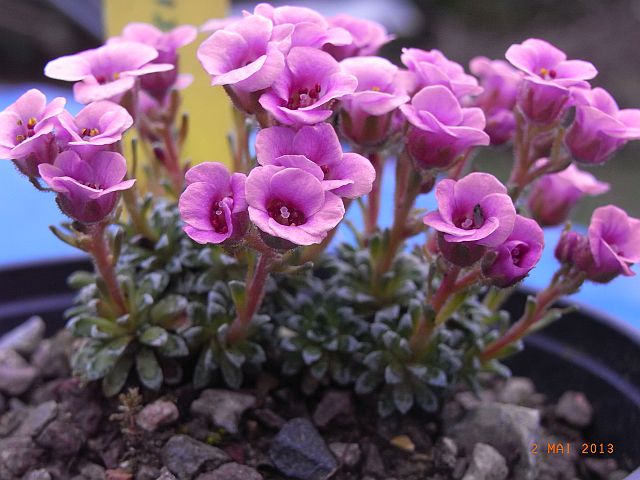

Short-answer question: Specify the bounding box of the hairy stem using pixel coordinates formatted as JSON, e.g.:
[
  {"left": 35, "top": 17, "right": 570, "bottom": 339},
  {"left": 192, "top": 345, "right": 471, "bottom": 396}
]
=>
[
  {"left": 88, "top": 222, "right": 128, "bottom": 316},
  {"left": 365, "top": 153, "right": 383, "bottom": 236},
  {"left": 227, "top": 251, "right": 274, "bottom": 344},
  {"left": 374, "top": 154, "right": 421, "bottom": 279},
  {"left": 481, "top": 271, "right": 584, "bottom": 361}
]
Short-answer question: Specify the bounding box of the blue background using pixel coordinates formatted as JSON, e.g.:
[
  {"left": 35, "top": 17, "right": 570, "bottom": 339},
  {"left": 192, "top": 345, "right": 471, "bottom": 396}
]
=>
[{"left": 1, "top": 84, "right": 639, "bottom": 331}]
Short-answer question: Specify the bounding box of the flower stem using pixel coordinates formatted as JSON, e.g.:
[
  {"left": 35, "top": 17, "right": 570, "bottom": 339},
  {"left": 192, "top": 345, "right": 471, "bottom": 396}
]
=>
[
  {"left": 365, "top": 153, "right": 383, "bottom": 236},
  {"left": 227, "top": 250, "right": 274, "bottom": 344},
  {"left": 88, "top": 222, "right": 128, "bottom": 316},
  {"left": 480, "top": 271, "right": 584, "bottom": 362},
  {"left": 374, "top": 154, "right": 421, "bottom": 279},
  {"left": 232, "top": 108, "right": 251, "bottom": 173}
]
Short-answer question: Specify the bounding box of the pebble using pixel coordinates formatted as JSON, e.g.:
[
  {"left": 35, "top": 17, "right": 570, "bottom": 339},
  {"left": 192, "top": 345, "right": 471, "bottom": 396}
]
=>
[
  {"left": 0, "top": 436, "right": 44, "bottom": 477},
  {"left": 31, "top": 331, "right": 72, "bottom": 379},
  {"left": 105, "top": 469, "right": 133, "bottom": 480},
  {"left": 555, "top": 391, "right": 593, "bottom": 428},
  {"left": 329, "top": 442, "right": 362, "bottom": 467},
  {"left": 252, "top": 408, "right": 285, "bottom": 430},
  {"left": 269, "top": 418, "right": 337, "bottom": 480},
  {"left": 0, "top": 349, "right": 38, "bottom": 396},
  {"left": 0, "top": 316, "right": 45, "bottom": 356},
  {"left": 390, "top": 434, "right": 416, "bottom": 452},
  {"left": 434, "top": 436, "right": 458, "bottom": 471},
  {"left": 36, "top": 418, "right": 86, "bottom": 456},
  {"left": 162, "top": 435, "right": 230, "bottom": 479},
  {"left": 155, "top": 467, "right": 178, "bottom": 480},
  {"left": 446, "top": 402, "right": 540, "bottom": 480},
  {"left": 15, "top": 400, "right": 58, "bottom": 438},
  {"left": 462, "top": 443, "right": 508, "bottom": 480},
  {"left": 190, "top": 389, "right": 256, "bottom": 435},
  {"left": 312, "top": 390, "right": 354, "bottom": 428},
  {"left": 363, "top": 442, "right": 385, "bottom": 477},
  {"left": 23, "top": 468, "right": 52, "bottom": 480},
  {"left": 498, "top": 377, "right": 535, "bottom": 405},
  {"left": 195, "top": 462, "right": 263, "bottom": 480},
  {"left": 136, "top": 399, "right": 179, "bottom": 432}
]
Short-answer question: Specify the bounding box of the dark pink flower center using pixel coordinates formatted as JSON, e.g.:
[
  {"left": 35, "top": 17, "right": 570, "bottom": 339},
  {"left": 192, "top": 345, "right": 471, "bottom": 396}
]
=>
[
  {"left": 287, "top": 84, "right": 322, "bottom": 110},
  {"left": 267, "top": 198, "right": 305, "bottom": 226},
  {"left": 456, "top": 204, "right": 485, "bottom": 230},
  {"left": 539, "top": 67, "right": 557, "bottom": 79},
  {"left": 510, "top": 244, "right": 528, "bottom": 266},
  {"left": 210, "top": 200, "right": 229, "bottom": 234}
]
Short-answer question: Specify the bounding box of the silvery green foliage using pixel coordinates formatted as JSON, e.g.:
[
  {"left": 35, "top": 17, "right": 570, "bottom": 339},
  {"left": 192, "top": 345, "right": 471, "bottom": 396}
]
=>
[
  {"left": 67, "top": 198, "right": 265, "bottom": 395},
  {"left": 66, "top": 199, "right": 509, "bottom": 412}
]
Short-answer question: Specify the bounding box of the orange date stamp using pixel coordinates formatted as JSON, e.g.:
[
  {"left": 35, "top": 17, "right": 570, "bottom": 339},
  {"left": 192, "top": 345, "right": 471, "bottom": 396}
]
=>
[{"left": 531, "top": 442, "right": 615, "bottom": 455}]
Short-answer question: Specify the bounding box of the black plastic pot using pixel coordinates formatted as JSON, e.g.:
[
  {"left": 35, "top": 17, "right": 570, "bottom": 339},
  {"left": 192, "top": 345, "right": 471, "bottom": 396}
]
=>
[{"left": 1, "top": 259, "right": 639, "bottom": 477}]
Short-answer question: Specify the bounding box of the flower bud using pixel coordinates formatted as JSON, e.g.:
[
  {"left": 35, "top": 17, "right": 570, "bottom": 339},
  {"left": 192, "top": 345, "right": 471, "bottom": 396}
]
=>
[{"left": 481, "top": 215, "right": 544, "bottom": 287}]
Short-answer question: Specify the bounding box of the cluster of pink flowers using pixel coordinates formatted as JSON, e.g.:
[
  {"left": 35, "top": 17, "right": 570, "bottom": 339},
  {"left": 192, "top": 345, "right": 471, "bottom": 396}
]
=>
[
  {"left": 2, "top": 2, "right": 640, "bottom": 291},
  {"left": 0, "top": 23, "right": 205, "bottom": 225},
  {"left": 0, "top": 89, "right": 135, "bottom": 223}
]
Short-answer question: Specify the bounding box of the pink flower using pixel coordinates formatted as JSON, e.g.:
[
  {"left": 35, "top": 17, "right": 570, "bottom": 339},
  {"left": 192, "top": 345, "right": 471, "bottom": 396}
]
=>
[
  {"left": 246, "top": 164, "right": 345, "bottom": 245},
  {"left": 255, "top": 124, "right": 375, "bottom": 198},
  {"left": 56, "top": 101, "right": 133, "bottom": 147},
  {"left": 39, "top": 150, "right": 135, "bottom": 224},
  {"left": 505, "top": 39, "right": 597, "bottom": 123},
  {"left": 179, "top": 162, "right": 248, "bottom": 244},
  {"left": 586, "top": 205, "right": 640, "bottom": 283},
  {"left": 198, "top": 14, "right": 285, "bottom": 93},
  {"left": 401, "top": 48, "right": 482, "bottom": 98},
  {"left": 109, "top": 23, "right": 197, "bottom": 101},
  {"left": 482, "top": 215, "right": 544, "bottom": 287},
  {"left": 565, "top": 87, "right": 640, "bottom": 164},
  {"left": 506, "top": 38, "right": 597, "bottom": 85},
  {"left": 423, "top": 172, "right": 516, "bottom": 247},
  {"left": 253, "top": 3, "right": 351, "bottom": 49},
  {"left": 0, "top": 89, "right": 65, "bottom": 176},
  {"left": 528, "top": 161, "right": 609, "bottom": 226},
  {"left": 469, "top": 56, "right": 523, "bottom": 144},
  {"left": 338, "top": 56, "right": 410, "bottom": 147},
  {"left": 324, "top": 14, "right": 393, "bottom": 60},
  {"left": 44, "top": 42, "right": 174, "bottom": 104},
  {"left": 400, "top": 85, "right": 489, "bottom": 169},
  {"left": 259, "top": 47, "right": 357, "bottom": 126}
]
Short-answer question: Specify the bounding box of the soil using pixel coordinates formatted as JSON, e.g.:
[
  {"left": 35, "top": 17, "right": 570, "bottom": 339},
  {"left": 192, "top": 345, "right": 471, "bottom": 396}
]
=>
[{"left": 0, "top": 319, "right": 634, "bottom": 480}]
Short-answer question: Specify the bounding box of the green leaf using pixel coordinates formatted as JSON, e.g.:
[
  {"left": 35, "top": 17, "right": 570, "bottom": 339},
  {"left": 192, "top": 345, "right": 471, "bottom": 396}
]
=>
[
  {"left": 193, "top": 347, "right": 216, "bottom": 389},
  {"left": 302, "top": 345, "right": 322, "bottom": 365},
  {"left": 363, "top": 351, "right": 384, "bottom": 371},
  {"left": 228, "top": 280, "right": 247, "bottom": 312},
  {"left": 102, "top": 353, "right": 134, "bottom": 397},
  {"left": 87, "top": 336, "right": 133, "bottom": 381},
  {"left": 393, "top": 383, "right": 414, "bottom": 414},
  {"left": 158, "top": 334, "right": 189, "bottom": 358},
  {"left": 384, "top": 365, "right": 403, "bottom": 385},
  {"left": 220, "top": 355, "right": 243, "bottom": 389},
  {"left": 136, "top": 347, "right": 163, "bottom": 390},
  {"left": 377, "top": 389, "right": 395, "bottom": 417},
  {"left": 309, "top": 357, "right": 329, "bottom": 380},
  {"left": 414, "top": 383, "right": 438, "bottom": 412},
  {"left": 139, "top": 326, "right": 169, "bottom": 347},
  {"left": 355, "top": 371, "right": 382, "bottom": 395},
  {"left": 150, "top": 294, "right": 188, "bottom": 326},
  {"left": 67, "top": 271, "right": 95, "bottom": 289}
]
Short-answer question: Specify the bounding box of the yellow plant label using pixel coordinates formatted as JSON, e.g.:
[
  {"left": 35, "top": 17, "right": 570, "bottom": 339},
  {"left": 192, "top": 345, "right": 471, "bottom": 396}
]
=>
[{"left": 103, "top": 0, "right": 232, "bottom": 167}]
